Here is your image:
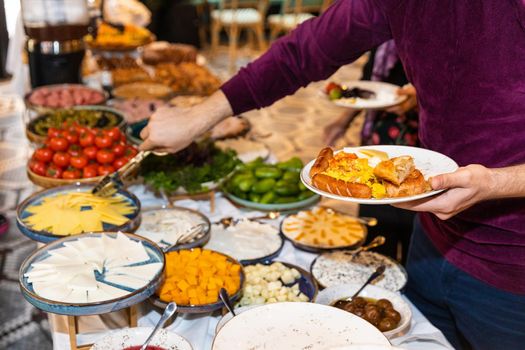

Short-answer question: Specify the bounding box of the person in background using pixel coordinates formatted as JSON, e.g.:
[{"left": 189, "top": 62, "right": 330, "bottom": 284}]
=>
[
  {"left": 139, "top": 1, "right": 525, "bottom": 349},
  {"left": 324, "top": 41, "right": 418, "bottom": 263}
]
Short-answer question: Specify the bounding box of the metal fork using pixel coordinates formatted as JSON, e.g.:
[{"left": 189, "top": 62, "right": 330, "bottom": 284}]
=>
[{"left": 92, "top": 150, "right": 167, "bottom": 197}]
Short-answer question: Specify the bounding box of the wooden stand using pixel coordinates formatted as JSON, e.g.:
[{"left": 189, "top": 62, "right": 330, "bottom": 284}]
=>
[
  {"left": 168, "top": 190, "right": 216, "bottom": 213},
  {"left": 66, "top": 306, "right": 138, "bottom": 350}
]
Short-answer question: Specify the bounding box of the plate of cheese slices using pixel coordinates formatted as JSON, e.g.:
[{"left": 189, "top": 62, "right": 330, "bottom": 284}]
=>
[
  {"left": 19, "top": 232, "right": 164, "bottom": 316},
  {"left": 301, "top": 145, "right": 458, "bottom": 205}
]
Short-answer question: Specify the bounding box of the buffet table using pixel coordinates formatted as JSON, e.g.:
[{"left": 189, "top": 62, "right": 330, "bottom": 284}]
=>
[{"left": 47, "top": 188, "right": 453, "bottom": 350}]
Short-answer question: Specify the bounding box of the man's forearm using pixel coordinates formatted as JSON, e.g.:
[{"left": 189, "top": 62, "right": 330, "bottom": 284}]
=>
[
  {"left": 489, "top": 164, "right": 525, "bottom": 199},
  {"left": 192, "top": 91, "right": 234, "bottom": 135}
]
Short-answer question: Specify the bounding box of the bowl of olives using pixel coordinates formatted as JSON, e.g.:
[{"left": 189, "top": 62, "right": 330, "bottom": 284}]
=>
[{"left": 315, "top": 283, "right": 412, "bottom": 339}]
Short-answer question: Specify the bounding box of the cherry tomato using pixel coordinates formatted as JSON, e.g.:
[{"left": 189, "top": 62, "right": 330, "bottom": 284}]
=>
[
  {"left": 82, "top": 165, "right": 98, "bottom": 178},
  {"left": 34, "top": 148, "right": 54, "bottom": 163},
  {"left": 29, "top": 159, "right": 47, "bottom": 176},
  {"left": 52, "top": 152, "right": 71, "bottom": 167},
  {"left": 82, "top": 146, "right": 98, "bottom": 160},
  {"left": 70, "top": 155, "right": 88, "bottom": 169},
  {"left": 112, "top": 143, "right": 126, "bottom": 157},
  {"left": 45, "top": 164, "right": 63, "bottom": 179},
  {"left": 47, "top": 127, "right": 61, "bottom": 138},
  {"left": 95, "top": 133, "right": 113, "bottom": 149},
  {"left": 63, "top": 168, "right": 82, "bottom": 179},
  {"left": 97, "top": 164, "right": 115, "bottom": 176},
  {"left": 96, "top": 149, "right": 115, "bottom": 164},
  {"left": 106, "top": 127, "right": 122, "bottom": 142},
  {"left": 79, "top": 132, "right": 95, "bottom": 147},
  {"left": 113, "top": 157, "right": 128, "bottom": 169},
  {"left": 67, "top": 144, "right": 82, "bottom": 157},
  {"left": 64, "top": 130, "right": 79, "bottom": 145},
  {"left": 49, "top": 136, "right": 69, "bottom": 152},
  {"left": 123, "top": 146, "right": 138, "bottom": 158},
  {"left": 75, "top": 124, "right": 88, "bottom": 134}
]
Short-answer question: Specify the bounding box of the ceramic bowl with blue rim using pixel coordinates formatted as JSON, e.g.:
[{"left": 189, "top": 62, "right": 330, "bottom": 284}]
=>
[
  {"left": 238, "top": 235, "right": 285, "bottom": 265},
  {"left": 136, "top": 205, "right": 212, "bottom": 252},
  {"left": 149, "top": 249, "right": 245, "bottom": 314},
  {"left": 241, "top": 260, "right": 319, "bottom": 303},
  {"left": 19, "top": 232, "right": 165, "bottom": 316},
  {"left": 16, "top": 183, "right": 141, "bottom": 243}
]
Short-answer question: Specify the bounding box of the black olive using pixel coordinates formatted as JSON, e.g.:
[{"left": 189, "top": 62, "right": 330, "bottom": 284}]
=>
[{"left": 378, "top": 317, "right": 397, "bottom": 332}]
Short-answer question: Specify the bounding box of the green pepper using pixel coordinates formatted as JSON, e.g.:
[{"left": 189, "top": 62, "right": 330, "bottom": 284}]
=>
[
  {"left": 275, "top": 196, "right": 298, "bottom": 204},
  {"left": 275, "top": 182, "right": 300, "bottom": 196},
  {"left": 232, "top": 188, "right": 248, "bottom": 199},
  {"left": 251, "top": 178, "right": 276, "bottom": 194},
  {"left": 254, "top": 167, "right": 282, "bottom": 179},
  {"left": 230, "top": 173, "right": 254, "bottom": 188},
  {"left": 260, "top": 191, "right": 277, "bottom": 204},
  {"left": 298, "top": 190, "right": 315, "bottom": 200},
  {"left": 249, "top": 192, "right": 262, "bottom": 203},
  {"left": 238, "top": 177, "right": 256, "bottom": 192},
  {"left": 276, "top": 157, "right": 304, "bottom": 170},
  {"left": 245, "top": 157, "right": 265, "bottom": 169},
  {"left": 282, "top": 170, "right": 300, "bottom": 183}
]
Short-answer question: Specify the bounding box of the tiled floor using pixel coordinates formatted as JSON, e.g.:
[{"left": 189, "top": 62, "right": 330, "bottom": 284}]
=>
[{"left": 0, "top": 46, "right": 366, "bottom": 349}]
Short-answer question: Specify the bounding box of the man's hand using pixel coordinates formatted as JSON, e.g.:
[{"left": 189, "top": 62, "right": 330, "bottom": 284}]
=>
[
  {"left": 139, "top": 91, "right": 233, "bottom": 153},
  {"left": 394, "top": 164, "right": 496, "bottom": 220},
  {"left": 386, "top": 84, "right": 418, "bottom": 116}
]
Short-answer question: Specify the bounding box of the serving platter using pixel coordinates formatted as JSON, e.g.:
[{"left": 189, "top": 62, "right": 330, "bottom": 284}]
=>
[
  {"left": 25, "top": 105, "right": 126, "bottom": 144},
  {"left": 135, "top": 206, "right": 211, "bottom": 251},
  {"left": 224, "top": 191, "right": 320, "bottom": 212},
  {"left": 149, "top": 250, "right": 245, "bottom": 314},
  {"left": 212, "top": 302, "right": 390, "bottom": 349},
  {"left": 91, "top": 327, "right": 193, "bottom": 350},
  {"left": 316, "top": 283, "right": 412, "bottom": 339},
  {"left": 240, "top": 260, "right": 318, "bottom": 304},
  {"left": 301, "top": 145, "right": 459, "bottom": 205},
  {"left": 16, "top": 184, "right": 141, "bottom": 243},
  {"left": 325, "top": 81, "right": 407, "bottom": 110},
  {"left": 310, "top": 251, "right": 408, "bottom": 292},
  {"left": 204, "top": 220, "right": 284, "bottom": 265},
  {"left": 280, "top": 207, "right": 367, "bottom": 253},
  {"left": 19, "top": 232, "right": 165, "bottom": 316}
]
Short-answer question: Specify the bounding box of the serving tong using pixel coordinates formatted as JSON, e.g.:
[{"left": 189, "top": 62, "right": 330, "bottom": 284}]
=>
[
  {"left": 92, "top": 150, "right": 167, "bottom": 197},
  {"left": 161, "top": 223, "right": 207, "bottom": 252},
  {"left": 214, "top": 211, "right": 280, "bottom": 227},
  {"left": 346, "top": 235, "right": 386, "bottom": 258}
]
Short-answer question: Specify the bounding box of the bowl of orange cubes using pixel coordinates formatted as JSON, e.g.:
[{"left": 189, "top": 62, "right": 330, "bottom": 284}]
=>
[{"left": 151, "top": 248, "right": 244, "bottom": 313}]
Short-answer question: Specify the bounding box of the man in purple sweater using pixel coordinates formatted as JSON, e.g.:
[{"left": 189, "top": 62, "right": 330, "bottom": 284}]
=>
[{"left": 141, "top": 1, "right": 525, "bottom": 348}]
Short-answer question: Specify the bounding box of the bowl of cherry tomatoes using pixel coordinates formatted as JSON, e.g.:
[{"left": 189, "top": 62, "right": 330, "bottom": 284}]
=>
[{"left": 27, "top": 122, "right": 138, "bottom": 188}]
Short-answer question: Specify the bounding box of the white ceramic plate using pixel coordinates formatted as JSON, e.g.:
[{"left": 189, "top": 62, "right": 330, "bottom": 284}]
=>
[
  {"left": 90, "top": 327, "right": 192, "bottom": 350},
  {"left": 316, "top": 283, "right": 412, "bottom": 339},
  {"left": 212, "top": 302, "right": 389, "bottom": 349},
  {"left": 215, "top": 305, "right": 259, "bottom": 334},
  {"left": 301, "top": 145, "right": 459, "bottom": 205},
  {"left": 326, "top": 81, "right": 407, "bottom": 110}
]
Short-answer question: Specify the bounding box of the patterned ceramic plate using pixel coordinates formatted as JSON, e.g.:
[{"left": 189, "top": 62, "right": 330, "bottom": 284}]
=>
[
  {"left": 301, "top": 145, "right": 459, "bottom": 205},
  {"left": 212, "top": 302, "right": 389, "bottom": 349},
  {"left": 16, "top": 184, "right": 141, "bottom": 243},
  {"left": 19, "top": 232, "right": 164, "bottom": 316}
]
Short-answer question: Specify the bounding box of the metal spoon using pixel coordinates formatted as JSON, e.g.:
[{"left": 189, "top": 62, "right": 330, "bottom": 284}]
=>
[
  {"left": 350, "top": 265, "right": 386, "bottom": 300},
  {"left": 162, "top": 223, "right": 206, "bottom": 252},
  {"left": 219, "top": 287, "right": 236, "bottom": 317},
  {"left": 140, "top": 302, "right": 178, "bottom": 350},
  {"left": 348, "top": 236, "right": 386, "bottom": 258},
  {"left": 215, "top": 211, "right": 280, "bottom": 227}
]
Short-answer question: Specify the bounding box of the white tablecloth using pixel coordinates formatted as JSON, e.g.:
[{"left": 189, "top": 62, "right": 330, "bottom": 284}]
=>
[{"left": 50, "top": 188, "right": 453, "bottom": 350}]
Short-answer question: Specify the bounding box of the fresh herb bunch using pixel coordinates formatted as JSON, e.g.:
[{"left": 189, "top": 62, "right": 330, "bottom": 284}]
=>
[{"left": 141, "top": 140, "right": 240, "bottom": 194}]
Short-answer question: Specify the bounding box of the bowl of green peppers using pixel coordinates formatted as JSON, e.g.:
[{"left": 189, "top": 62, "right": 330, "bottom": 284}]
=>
[{"left": 222, "top": 157, "right": 320, "bottom": 211}]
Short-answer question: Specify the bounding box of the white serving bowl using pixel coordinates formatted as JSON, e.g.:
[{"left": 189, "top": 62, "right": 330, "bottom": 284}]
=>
[
  {"left": 90, "top": 327, "right": 192, "bottom": 350},
  {"left": 315, "top": 283, "right": 412, "bottom": 339}
]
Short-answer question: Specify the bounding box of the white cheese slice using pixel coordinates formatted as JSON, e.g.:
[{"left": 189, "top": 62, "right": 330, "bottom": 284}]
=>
[
  {"left": 67, "top": 272, "right": 98, "bottom": 291},
  {"left": 105, "top": 263, "right": 163, "bottom": 281},
  {"left": 103, "top": 274, "right": 148, "bottom": 290}
]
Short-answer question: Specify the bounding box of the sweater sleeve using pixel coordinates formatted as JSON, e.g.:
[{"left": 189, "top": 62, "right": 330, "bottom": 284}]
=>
[{"left": 220, "top": 0, "right": 392, "bottom": 115}]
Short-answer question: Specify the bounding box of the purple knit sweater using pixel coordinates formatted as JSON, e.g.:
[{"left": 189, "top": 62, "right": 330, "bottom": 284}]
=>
[{"left": 221, "top": 0, "right": 525, "bottom": 294}]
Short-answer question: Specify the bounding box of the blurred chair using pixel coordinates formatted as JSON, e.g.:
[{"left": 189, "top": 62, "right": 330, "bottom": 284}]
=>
[
  {"left": 268, "top": 0, "right": 330, "bottom": 41},
  {"left": 211, "top": 0, "right": 269, "bottom": 72}
]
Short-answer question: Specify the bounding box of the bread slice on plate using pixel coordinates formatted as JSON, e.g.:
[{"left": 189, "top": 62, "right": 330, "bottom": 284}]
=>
[{"left": 373, "top": 155, "right": 415, "bottom": 186}]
